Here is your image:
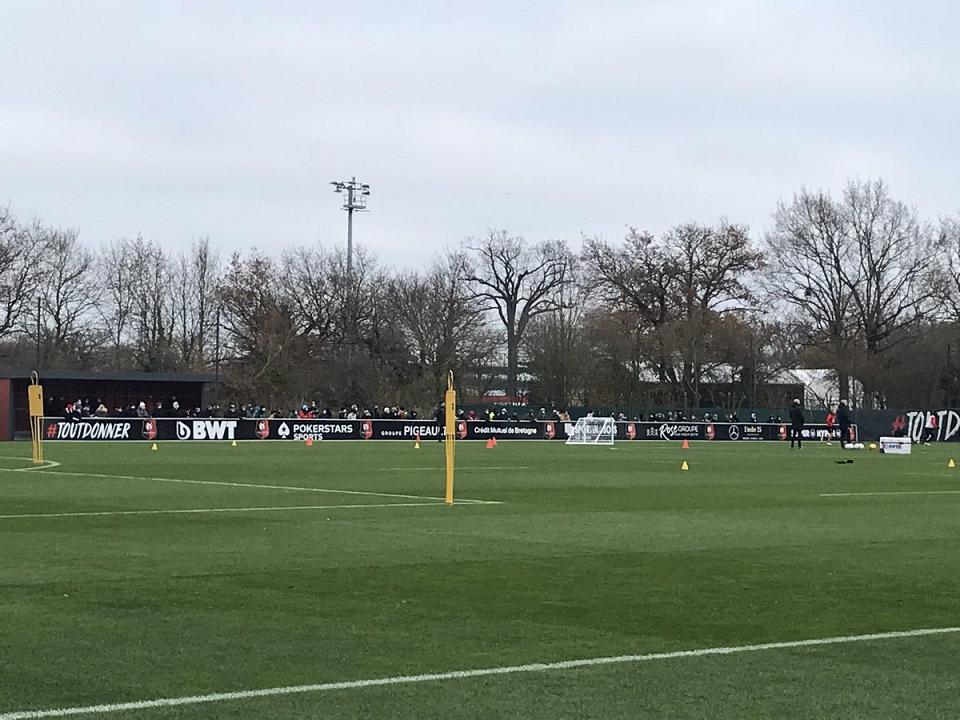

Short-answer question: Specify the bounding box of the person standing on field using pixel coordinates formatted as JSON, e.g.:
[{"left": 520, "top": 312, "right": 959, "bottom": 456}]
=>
[
  {"left": 836, "top": 402, "right": 852, "bottom": 447},
  {"left": 789, "top": 398, "right": 805, "bottom": 449},
  {"left": 823, "top": 407, "right": 836, "bottom": 444},
  {"left": 923, "top": 413, "right": 939, "bottom": 444}
]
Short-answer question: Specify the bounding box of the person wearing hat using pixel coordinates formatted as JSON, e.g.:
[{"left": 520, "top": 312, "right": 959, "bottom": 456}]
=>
[{"left": 789, "top": 398, "right": 805, "bottom": 449}]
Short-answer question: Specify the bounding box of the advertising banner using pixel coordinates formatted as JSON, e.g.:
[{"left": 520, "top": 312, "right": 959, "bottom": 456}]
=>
[{"left": 42, "top": 417, "right": 857, "bottom": 442}]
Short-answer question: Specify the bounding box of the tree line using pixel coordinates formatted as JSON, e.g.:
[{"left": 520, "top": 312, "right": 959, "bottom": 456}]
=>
[{"left": 2, "top": 178, "right": 959, "bottom": 411}]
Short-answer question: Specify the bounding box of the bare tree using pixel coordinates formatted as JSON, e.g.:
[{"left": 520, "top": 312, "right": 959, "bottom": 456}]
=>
[
  {"left": 466, "top": 231, "right": 573, "bottom": 398},
  {"left": 280, "top": 244, "right": 391, "bottom": 405},
  {"left": 523, "top": 258, "right": 590, "bottom": 406},
  {"left": 765, "top": 180, "right": 937, "bottom": 405},
  {"left": 763, "top": 189, "right": 859, "bottom": 402},
  {"left": 35, "top": 226, "right": 101, "bottom": 364},
  {"left": 127, "top": 237, "right": 177, "bottom": 371},
  {"left": 0, "top": 208, "right": 45, "bottom": 340},
  {"left": 281, "top": 246, "right": 338, "bottom": 347},
  {"left": 581, "top": 228, "right": 671, "bottom": 334},
  {"left": 939, "top": 215, "right": 960, "bottom": 319},
  {"left": 388, "top": 250, "right": 493, "bottom": 401},
  {"left": 583, "top": 222, "right": 762, "bottom": 405},
  {"left": 659, "top": 221, "right": 763, "bottom": 404},
  {"left": 842, "top": 179, "right": 937, "bottom": 356},
  {"left": 579, "top": 307, "right": 649, "bottom": 405},
  {"left": 98, "top": 238, "right": 138, "bottom": 366},
  {"left": 172, "top": 238, "right": 220, "bottom": 370},
  {"left": 707, "top": 313, "right": 799, "bottom": 408},
  {"left": 219, "top": 250, "right": 302, "bottom": 404}
]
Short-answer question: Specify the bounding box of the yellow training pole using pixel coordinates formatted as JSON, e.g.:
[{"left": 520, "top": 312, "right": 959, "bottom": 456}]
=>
[
  {"left": 28, "top": 371, "right": 45, "bottom": 464},
  {"left": 444, "top": 371, "right": 456, "bottom": 504}
]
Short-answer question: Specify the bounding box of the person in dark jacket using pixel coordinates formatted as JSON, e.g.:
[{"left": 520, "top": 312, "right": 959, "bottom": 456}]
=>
[
  {"left": 436, "top": 401, "right": 446, "bottom": 442},
  {"left": 836, "top": 401, "right": 851, "bottom": 447},
  {"left": 789, "top": 398, "right": 805, "bottom": 449}
]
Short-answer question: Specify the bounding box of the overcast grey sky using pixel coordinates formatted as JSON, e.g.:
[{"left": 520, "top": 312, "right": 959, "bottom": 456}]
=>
[{"left": 2, "top": 1, "right": 958, "bottom": 268}]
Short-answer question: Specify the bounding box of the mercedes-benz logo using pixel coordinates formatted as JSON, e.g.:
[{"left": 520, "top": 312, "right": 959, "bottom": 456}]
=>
[{"left": 728, "top": 424, "right": 740, "bottom": 440}]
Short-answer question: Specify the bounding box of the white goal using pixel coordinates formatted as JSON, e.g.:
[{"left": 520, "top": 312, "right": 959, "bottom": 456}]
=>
[{"left": 565, "top": 416, "right": 616, "bottom": 445}]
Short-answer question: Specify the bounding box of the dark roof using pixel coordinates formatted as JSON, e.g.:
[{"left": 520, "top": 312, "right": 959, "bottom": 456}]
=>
[{"left": 0, "top": 368, "right": 217, "bottom": 383}]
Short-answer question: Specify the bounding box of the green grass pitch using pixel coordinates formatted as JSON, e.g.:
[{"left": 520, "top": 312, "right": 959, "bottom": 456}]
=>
[{"left": 1, "top": 439, "right": 959, "bottom": 719}]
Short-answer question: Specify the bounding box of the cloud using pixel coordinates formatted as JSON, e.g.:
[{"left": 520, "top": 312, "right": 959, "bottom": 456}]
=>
[{"left": 1, "top": 0, "right": 958, "bottom": 268}]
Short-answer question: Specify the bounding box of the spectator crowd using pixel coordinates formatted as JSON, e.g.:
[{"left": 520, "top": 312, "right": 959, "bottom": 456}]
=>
[{"left": 50, "top": 396, "right": 790, "bottom": 426}]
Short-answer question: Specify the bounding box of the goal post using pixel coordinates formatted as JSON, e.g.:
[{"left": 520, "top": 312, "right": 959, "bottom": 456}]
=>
[{"left": 565, "top": 416, "right": 616, "bottom": 445}]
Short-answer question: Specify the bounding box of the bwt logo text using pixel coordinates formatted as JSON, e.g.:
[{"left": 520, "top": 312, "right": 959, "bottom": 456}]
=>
[{"left": 176, "top": 420, "right": 238, "bottom": 440}]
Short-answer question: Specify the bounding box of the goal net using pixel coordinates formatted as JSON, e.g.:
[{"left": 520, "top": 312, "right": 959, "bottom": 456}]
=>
[{"left": 565, "top": 416, "right": 616, "bottom": 445}]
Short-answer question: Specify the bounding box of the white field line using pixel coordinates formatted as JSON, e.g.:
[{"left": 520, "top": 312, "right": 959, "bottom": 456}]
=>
[
  {"left": 376, "top": 466, "right": 528, "bottom": 471},
  {"left": 0, "top": 502, "right": 461, "bottom": 520},
  {"left": 821, "top": 490, "right": 960, "bottom": 497},
  {"left": 0, "top": 457, "right": 61, "bottom": 471},
  {"left": 1, "top": 626, "right": 956, "bottom": 720},
  {"left": 0, "top": 467, "right": 501, "bottom": 505},
  {"left": 15, "top": 460, "right": 62, "bottom": 472}
]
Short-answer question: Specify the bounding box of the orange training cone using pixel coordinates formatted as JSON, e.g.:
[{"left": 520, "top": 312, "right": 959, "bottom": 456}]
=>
[
  {"left": 485, "top": 437, "right": 496, "bottom": 449},
  {"left": 305, "top": 437, "right": 313, "bottom": 447},
  {"left": 681, "top": 439, "right": 689, "bottom": 450}
]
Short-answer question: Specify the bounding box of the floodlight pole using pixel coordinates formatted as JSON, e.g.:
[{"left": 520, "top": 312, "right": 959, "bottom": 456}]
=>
[
  {"left": 346, "top": 206, "right": 354, "bottom": 276},
  {"left": 330, "top": 177, "right": 371, "bottom": 277}
]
